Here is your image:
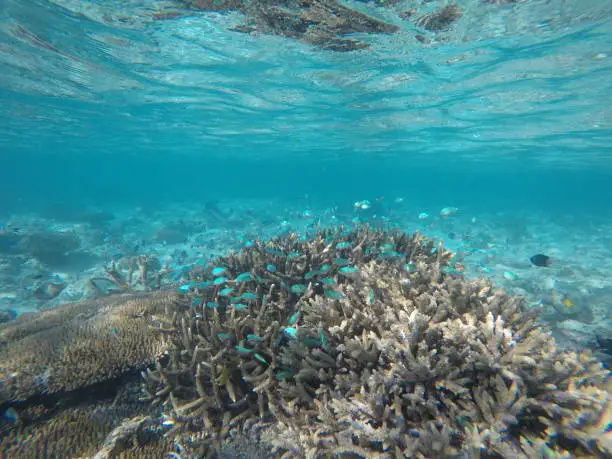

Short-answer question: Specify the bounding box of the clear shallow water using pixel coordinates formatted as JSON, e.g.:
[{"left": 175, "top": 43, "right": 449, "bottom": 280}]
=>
[
  {"left": 1, "top": 2, "right": 612, "bottom": 456},
  {"left": 1, "top": 0, "right": 612, "bottom": 217}
]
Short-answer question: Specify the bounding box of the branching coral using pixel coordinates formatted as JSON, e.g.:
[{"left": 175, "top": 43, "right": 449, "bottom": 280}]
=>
[{"left": 144, "top": 226, "right": 610, "bottom": 458}]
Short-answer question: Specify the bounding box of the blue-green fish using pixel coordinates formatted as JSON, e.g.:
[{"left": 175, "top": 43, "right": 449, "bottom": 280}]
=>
[
  {"left": 177, "top": 283, "right": 193, "bottom": 293},
  {"left": 266, "top": 264, "right": 277, "bottom": 272},
  {"left": 283, "top": 327, "right": 298, "bottom": 339},
  {"left": 206, "top": 301, "right": 219, "bottom": 308},
  {"left": 319, "top": 264, "right": 331, "bottom": 274},
  {"left": 219, "top": 287, "right": 234, "bottom": 296},
  {"left": 191, "top": 297, "right": 203, "bottom": 307},
  {"left": 378, "top": 250, "right": 401, "bottom": 259},
  {"left": 403, "top": 263, "right": 417, "bottom": 273},
  {"left": 254, "top": 353, "right": 268, "bottom": 365},
  {"left": 247, "top": 334, "right": 263, "bottom": 342},
  {"left": 288, "top": 311, "right": 300, "bottom": 325},
  {"left": 324, "top": 290, "right": 344, "bottom": 299},
  {"left": 213, "top": 276, "right": 228, "bottom": 285},
  {"left": 290, "top": 284, "right": 307, "bottom": 294},
  {"left": 319, "top": 329, "right": 328, "bottom": 350},
  {"left": 232, "top": 303, "right": 248, "bottom": 310},
  {"left": 320, "top": 277, "right": 336, "bottom": 285},
  {"left": 339, "top": 266, "right": 359, "bottom": 275},
  {"left": 234, "top": 346, "right": 253, "bottom": 354},
  {"left": 217, "top": 333, "right": 232, "bottom": 340},
  {"left": 334, "top": 258, "right": 350, "bottom": 266},
  {"left": 304, "top": 270, "right": 319, "bottom": 280},
  {"left": 235, "top": 272, "right": 252, "bottom": 282},
  {"left": 336, "top": 242, "right": 351, "bottom": 249},
  {"left": 211, "top": 267, "right": 228, "bottom": 276},
  {"left": 240, "top": 292, "right": 258, "bottom": 300}
]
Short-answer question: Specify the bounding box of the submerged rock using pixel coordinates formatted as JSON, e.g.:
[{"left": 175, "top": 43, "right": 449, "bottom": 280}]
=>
[{"left": 182, "top": 0, "right": 399, "bottom": 51}]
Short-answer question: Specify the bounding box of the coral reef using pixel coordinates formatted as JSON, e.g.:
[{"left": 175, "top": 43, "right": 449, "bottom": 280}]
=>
[
  {"left": 1, "top": 227, "right": 609, "bottom": 458},
  {"left": 0, "top": 292, "right": 176, "bottom": 401},
  {"left": 143, "top": 226, "right": 611, "bottom": 457}
]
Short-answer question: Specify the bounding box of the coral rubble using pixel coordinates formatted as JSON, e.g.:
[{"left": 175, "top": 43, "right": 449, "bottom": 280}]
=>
[{"left": 1, "top": 227, "right": 610, "bottom": 458}]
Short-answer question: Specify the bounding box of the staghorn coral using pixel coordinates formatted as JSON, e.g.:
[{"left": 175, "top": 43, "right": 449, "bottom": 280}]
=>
[
  {"left": 0, "top": 291, "right": 177, "bottom": 401},
  {"left": 143, "top": 226, "right": 610, "bottom": 458}
]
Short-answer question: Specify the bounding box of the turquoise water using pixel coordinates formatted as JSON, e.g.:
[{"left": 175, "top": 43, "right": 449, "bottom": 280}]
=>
[{"left": 1, "top": 0, "right": 612, "bottom": 457}]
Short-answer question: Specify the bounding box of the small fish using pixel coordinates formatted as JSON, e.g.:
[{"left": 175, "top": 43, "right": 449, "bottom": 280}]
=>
[
  {"left": 440, "top": 207, "right": 458, "bottom": 217},
  {"left": 213, "top": 276, "right": 228, "bottom": 285},
  {"left": 247, "top": 334, "right": 263, "bottom": 342},
  {"left": 320, "top": 277, "right": 336, "bottom": 285},
  {"left": 1, "top": 407, "right": 18, "bottom": 422},
  {"left": 530, "top": 254, "right": 552, "bottom": 267},
  {"left": 319, "top": 264, "right": 331, "bottom": 274},
  {"left": 290, "top": 284, "right": 307, "bottom": 294},
  {"left": 287, "top": 251, "right": 301, "bottom": 258},
  {"left": 339, "top": 266, "right": 359, "bottom": 275},
  {"left": 418, "top": 212, "right": 429, "bottom": 220},
  {"left": 211, "top": 267, "right": 228, "bottom": 276},
  {"left": 266, "top": 264, "right": 277, "bottom": 272},
  {"left": 336, "top": 242, "right": 351, "bottom": 249},
  {"left": 561, "top": 297, "right": 574, "bottom": 308},
  {"left": 232, "top": 303, "right": 248, "bottom": 310},
  {"left": 217, "top": 333, "right": 233, "bottom": 340},
  {"left": 234, "top": 346, "right": 253, "bottom": 354},
  {"left": 177, "top": 283, "right": 193, "bottom": 293},
  {"left": 288, "top": 312, "right": 300, "bottom": 325},
  {"left": 283, "top": 327, "right": 298, "bottom": 339},
  {"left": 206, "top": 301, "right": 219, "bottom": 308},
  {"left": 219, "top": 287, "right": 234, "bottom": 296},
  {"left": 503, "top": 271, "right": 518, "bottom": 281},
  {"left": 354, "top": 200, "right": 371, "bottom": 210},
  {"left": 378, "top": 250, "right": 401, "bottom": 259},
  {"left": 304, "top": 270, "right": 319, "bottom": 280},
  {"left": 191, "top": 297, "right": 203, "bottom": 307},
  {"left": 324, "top": 290, "right": 344, "bottom": 299},
  {"left": 240, "top": 292, "right": 258, "bottom": 300},
  {"left": 254, "top": 353, "right": 268, "bottom": 365},
  {"left": 235, "top": 272, "right": 253, "bottom": 282},
  {"left": 319, "top": 329, "right": 328, "bottom": 350}
]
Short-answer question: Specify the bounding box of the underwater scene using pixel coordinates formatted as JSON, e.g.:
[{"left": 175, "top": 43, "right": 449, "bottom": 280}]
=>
[{"left": 1, "top": 0, "right": 611, "bottom": 457}]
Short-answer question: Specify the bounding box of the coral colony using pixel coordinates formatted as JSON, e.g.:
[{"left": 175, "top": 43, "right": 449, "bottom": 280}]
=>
[{"left": 1, "top": 227, "right": 610, "bottom": 457}]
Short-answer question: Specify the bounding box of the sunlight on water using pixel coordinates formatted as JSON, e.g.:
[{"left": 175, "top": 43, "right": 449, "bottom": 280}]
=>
[{"left": 0, "top": 0, "right": 611, "bottom": 167}]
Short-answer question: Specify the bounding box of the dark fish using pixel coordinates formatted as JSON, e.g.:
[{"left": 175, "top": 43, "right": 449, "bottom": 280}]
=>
[
  {"left": 530, "top": 254, "right": 552, "bottom": 267},
  {"left": 595, "top": 335, "right": 612, "bottom": 356}
]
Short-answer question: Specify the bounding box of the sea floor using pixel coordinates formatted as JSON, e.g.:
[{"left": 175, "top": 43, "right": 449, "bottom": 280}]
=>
[{"left": 1, "top": 197, "right": 611, "bottom": 362}]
